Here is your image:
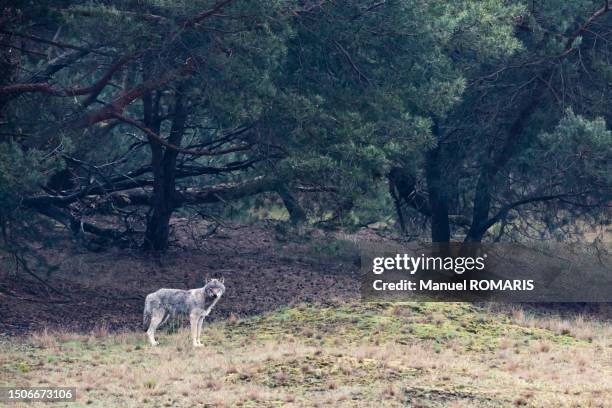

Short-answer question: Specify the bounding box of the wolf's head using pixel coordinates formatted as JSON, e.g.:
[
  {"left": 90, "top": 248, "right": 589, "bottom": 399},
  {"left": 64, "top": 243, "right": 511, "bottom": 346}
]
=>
[{"left": 204, "top": 278, "right": 225, "bottom": 299}]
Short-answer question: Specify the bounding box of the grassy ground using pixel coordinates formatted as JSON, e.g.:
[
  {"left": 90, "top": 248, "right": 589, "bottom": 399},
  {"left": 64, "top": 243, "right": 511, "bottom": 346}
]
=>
[{"left": 1, "top": 301, "right": 610, "bottom": 407}]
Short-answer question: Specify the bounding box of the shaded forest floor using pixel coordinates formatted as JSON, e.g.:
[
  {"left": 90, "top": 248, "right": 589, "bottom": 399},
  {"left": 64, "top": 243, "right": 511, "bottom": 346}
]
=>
[{"left": 1, "top": 222, "right": 611, "bottom": 407}]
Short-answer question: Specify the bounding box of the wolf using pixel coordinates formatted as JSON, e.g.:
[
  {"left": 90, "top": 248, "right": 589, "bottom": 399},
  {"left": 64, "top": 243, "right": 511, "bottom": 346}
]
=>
[{"left": 143, "top": 278, "right": 225, "bottom": 347}]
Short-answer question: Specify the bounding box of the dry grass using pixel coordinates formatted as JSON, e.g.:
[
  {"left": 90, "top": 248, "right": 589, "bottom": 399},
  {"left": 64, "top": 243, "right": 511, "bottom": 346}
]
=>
[
  {"left": 1, "top": 302, "right": 611, "bottom": 407},
  {"left": 508, "top": 306, "right": 612, "bottom": 343}
]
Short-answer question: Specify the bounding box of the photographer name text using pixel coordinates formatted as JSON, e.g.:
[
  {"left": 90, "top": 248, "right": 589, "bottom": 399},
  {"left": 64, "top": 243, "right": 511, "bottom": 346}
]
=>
[{"left": 372, "top": 279, "right": 535, "bottom": 292}]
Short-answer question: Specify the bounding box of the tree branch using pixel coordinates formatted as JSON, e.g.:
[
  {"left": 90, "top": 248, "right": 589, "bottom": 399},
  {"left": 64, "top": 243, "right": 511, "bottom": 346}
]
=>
[
  {"left": 112, "top": 112, "right": 252, "bottom": 156},
  {"left": 0, "top": 29, "right": 113, "bottom": 56},
  {"left": 26, "top": 50, "right": 89, "bottom": 83},
  {"left": 186, "top": 0, "right": 235, "bottom": 27},
  {"left": 69, "top": 58, "right": 198, "bottom": 128},
  {"left": 564, "top": 2, "right": 611, "bottom": 51},
  {"left": 0, "top": 53, "right": 136, "bottom": 97},
  {"left": 480, "top": 191, "right": 593, "bottom": 234},
  {"left": 333, "top": 40, "right": 371, "bottom": 84}
]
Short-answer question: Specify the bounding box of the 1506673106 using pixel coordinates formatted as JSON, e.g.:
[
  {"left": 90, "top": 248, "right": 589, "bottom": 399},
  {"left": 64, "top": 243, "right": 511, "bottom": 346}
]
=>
[{"left": 0, "top": 387, "right": 76, "bottom": 402}]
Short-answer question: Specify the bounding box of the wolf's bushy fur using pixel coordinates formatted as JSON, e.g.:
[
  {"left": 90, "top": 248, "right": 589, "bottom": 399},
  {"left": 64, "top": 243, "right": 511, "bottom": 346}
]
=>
[{"left": 143, "top": 278, "right": 225, "bottom": 347}]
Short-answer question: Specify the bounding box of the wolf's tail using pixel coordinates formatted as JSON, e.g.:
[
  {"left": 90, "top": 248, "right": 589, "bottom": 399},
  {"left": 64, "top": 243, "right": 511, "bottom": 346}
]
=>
[{"left": 143, "top": 295, "right": 152, "bottom": 331}]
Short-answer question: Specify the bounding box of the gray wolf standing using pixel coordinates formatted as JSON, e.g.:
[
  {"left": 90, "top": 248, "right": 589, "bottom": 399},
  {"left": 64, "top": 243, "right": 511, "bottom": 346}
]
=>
[{"left": 143, "top": 278, "right": 225, "bottom": 347}]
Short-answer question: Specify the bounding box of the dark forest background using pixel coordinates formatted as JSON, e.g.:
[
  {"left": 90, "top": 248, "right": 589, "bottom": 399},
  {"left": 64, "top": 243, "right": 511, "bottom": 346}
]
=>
[{"left": 1, "top": 0, "right": 610, "bottom": 260}]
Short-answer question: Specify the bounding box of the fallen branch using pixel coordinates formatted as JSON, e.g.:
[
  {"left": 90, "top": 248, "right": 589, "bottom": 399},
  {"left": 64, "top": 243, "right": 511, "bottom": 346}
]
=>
[
  {"left": 110, "top": 176, "right": 282, "bottom": 207},
  {"left": 11, "top": 254, "right": 72, "bottom": 300}
]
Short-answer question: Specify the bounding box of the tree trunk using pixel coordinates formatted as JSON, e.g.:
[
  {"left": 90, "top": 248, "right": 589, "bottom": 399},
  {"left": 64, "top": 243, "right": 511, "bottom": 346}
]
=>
[
  {"left": 143, "top": 145, "right": 172, "bottom": 251},
  {"left": 425, "top": 144, "right": 450, "bottom": 243},
  {"left": 277, "top": 185, "right": 307, "bottom": 225},
  {"left": 427, "top": 120, "right": 452, "bottom": 244},
  {"left": 143, "top": 87, "right": 186, "bottom": 251},
  {"left": 388, "top": 166, "right": 431, "bottom": 234},
  {"left": 388, "top": 171, "right": 407, "bottom": 234},
  {"left": 465, "top": 89, "right": 543, "bottom": 243},
  {"left": 464, "top": 170, "right": 491, "bottom": 243}
]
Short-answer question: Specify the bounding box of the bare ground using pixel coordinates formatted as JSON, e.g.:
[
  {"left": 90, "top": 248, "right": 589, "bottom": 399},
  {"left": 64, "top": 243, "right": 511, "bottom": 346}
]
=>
[{"left": 0, "top": 222, "right": 365, "bottom": 336}]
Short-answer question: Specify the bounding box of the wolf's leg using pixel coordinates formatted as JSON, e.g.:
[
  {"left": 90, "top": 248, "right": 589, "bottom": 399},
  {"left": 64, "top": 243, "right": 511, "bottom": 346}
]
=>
[
  {"left": 158, "top": 313, "right": 170, "bottom": 328},
  {"left": 196, "top": 314, "right": 205, "bottom": 345},
  {"left": 190, "top": 312, "right": 202, "bottom": 347},
  {"left": 147, "top": 309, "right": 164, "bottom": 346}
]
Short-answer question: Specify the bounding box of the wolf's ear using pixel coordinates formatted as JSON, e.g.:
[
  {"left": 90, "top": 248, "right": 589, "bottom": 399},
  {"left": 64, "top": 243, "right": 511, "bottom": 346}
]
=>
[
  {"left": 205, "top": 276, "right": 210, "bottom": 284},
  {"left": 220, "top": 277, "right": 225, "bottom": 284}
]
